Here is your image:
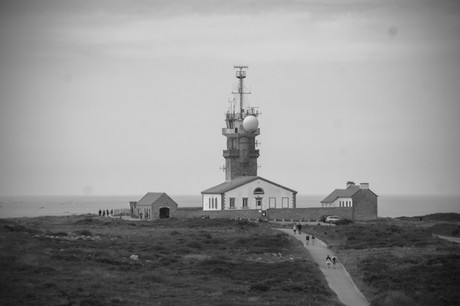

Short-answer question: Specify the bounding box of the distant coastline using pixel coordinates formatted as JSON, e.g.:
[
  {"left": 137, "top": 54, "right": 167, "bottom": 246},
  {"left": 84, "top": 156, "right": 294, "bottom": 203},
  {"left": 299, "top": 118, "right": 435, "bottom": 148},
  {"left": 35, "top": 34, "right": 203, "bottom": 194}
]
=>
[{"left": 0, "top": 194, "right": 459, "bottom": 219}]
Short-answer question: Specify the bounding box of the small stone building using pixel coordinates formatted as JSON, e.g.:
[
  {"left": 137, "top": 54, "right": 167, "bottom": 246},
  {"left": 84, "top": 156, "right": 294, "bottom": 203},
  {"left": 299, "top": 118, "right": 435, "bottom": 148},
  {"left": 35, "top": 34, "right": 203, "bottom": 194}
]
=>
[
  {"left": 321, "top": 181, "right": 378, "bottom": 220},
  {"left": 133, "top": 192, "right": 178, "bottom": 220}
]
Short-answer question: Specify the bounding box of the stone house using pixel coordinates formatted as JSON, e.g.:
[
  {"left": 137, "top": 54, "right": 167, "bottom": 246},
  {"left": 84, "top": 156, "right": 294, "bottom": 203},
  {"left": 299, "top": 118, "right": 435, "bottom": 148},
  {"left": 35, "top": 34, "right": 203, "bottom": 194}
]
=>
[
  {"left": 320, "top": 181, "right": 378, "bottom": 220},
  {"left": 131, "top": 192, "right": 178, "bottom": 220}
]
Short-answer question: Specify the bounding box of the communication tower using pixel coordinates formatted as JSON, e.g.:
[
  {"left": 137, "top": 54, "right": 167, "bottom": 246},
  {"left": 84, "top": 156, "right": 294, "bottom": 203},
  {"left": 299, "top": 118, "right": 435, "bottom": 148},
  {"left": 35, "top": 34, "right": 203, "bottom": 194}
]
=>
[{"left": 222, "top": 66, "right": 260, "bottom": 181}]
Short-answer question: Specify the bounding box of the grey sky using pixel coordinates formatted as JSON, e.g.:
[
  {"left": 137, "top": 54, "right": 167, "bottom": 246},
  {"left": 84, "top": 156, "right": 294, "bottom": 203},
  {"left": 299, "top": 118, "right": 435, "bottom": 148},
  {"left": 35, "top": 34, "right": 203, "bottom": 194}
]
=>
[{"left": 1, "top": 0, "right": 459, "bottom": 196}]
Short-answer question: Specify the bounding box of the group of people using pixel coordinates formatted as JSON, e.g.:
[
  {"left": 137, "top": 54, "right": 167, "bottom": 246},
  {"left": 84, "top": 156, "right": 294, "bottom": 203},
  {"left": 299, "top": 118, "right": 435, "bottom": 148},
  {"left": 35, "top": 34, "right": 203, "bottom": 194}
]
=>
[
  {"left": 292, "top": 223, "right": 316, "bottom": 245},
  {"left": 98, "top": 209, "right": 113, "bottom": 217},
  {"left": 326, "top": 254, "right": 338, "bottom": 268},
  {"left": 292, "top": 223, "right": 303, "bottom": 234},
  {"left": 291, "top": 223, "right": 338, "bottom": 269}
]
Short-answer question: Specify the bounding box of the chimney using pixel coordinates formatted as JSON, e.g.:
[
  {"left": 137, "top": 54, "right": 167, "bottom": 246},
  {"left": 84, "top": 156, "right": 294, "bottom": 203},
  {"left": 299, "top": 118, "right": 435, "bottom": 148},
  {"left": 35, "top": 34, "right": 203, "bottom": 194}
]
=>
[
  {"left": 346, "top": 181, "right": 355, "bottom": 188},
  {"left": 360, "top": 183, "right": 369, "bottom": 189}
]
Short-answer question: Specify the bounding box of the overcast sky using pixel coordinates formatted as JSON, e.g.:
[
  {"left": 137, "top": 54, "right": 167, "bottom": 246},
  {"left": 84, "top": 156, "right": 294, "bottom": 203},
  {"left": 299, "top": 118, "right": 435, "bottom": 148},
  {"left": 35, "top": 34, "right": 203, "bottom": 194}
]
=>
[{"left": 1, "top": 0, "right": 459, "bottom": 196}]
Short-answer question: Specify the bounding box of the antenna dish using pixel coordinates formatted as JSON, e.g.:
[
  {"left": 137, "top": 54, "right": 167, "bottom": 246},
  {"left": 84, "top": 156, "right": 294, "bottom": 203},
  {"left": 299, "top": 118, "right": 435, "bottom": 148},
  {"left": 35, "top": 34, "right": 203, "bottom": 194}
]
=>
[{"left": 243, "top": 115, "right": 259, "bottom": 132}]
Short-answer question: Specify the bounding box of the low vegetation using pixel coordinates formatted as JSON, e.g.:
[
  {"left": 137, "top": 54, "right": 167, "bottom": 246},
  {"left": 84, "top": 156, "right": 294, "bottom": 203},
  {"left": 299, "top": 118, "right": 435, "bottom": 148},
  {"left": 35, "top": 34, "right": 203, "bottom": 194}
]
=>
[
  {"left": 0, "top": 216, "right": 341, "bottom": 306},
  {"left": 303, "top": 214, "right": 460, "bottom": 306}
]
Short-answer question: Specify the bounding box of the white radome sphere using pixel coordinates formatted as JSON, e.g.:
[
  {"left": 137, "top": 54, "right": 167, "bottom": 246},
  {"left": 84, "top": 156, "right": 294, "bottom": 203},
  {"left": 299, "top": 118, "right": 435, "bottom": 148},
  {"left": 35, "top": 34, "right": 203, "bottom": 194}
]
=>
[{"left": 243, "top": 115, "right": 259, "bottom": 132}]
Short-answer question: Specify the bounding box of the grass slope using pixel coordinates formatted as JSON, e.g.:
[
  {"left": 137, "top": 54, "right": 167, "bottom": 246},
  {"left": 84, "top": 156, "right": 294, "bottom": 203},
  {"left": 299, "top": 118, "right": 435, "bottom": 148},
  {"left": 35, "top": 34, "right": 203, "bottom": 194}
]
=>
[
  {"left": 0, "top": 216, "right": 341, "bottom": 306},
  {"left": 303, "top": 218, "right": 460, "bottom": 306}
]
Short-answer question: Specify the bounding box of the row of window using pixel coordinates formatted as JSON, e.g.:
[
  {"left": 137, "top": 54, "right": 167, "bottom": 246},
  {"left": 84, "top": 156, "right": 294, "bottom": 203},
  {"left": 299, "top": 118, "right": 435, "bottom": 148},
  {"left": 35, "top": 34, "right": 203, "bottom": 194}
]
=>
[
  {"left": 229, "top": 197, "right": 248, "bottom": 208},
  {"left": 339, "top": 200, "right": 353, "bottom": 207},
  {"left": 208, "top": 197, "right": 219, "bottom": 209},
  {"left": 228, "top": 197, "right": 290, "bottom": 209}
]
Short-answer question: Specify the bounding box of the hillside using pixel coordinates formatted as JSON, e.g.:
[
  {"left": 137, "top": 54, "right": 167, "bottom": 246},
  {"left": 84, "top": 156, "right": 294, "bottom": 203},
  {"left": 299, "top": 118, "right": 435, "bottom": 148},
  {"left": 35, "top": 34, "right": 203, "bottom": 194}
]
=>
[
  {"left": 302, "top": 217, "right": 460, "bottom": 306},
  {"left": 0, "top": 216, "right": 341, "bottom": 306}
]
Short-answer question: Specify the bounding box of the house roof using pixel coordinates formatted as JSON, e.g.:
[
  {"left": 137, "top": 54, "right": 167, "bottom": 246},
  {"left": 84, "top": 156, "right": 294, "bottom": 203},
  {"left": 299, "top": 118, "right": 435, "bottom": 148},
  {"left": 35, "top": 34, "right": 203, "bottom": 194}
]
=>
[
  {"left": 201, "top": 176, "right": 297, "bottom": 194},
  {"left": 320, "top": 186, "right": 361, "bottom": 203},
  {"left": 137, "top": 192, "right": 165, "bottom": 205}
]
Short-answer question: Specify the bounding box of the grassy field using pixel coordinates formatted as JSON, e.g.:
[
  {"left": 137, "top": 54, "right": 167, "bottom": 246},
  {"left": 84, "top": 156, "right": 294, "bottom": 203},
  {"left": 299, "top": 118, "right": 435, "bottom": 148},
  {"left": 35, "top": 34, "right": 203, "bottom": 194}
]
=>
[
  {"left": 303, "top": 214, "right": 460, "bottom": 306},
  {"left": 0, "top": 216, "right": 342, "bottom": 306}
]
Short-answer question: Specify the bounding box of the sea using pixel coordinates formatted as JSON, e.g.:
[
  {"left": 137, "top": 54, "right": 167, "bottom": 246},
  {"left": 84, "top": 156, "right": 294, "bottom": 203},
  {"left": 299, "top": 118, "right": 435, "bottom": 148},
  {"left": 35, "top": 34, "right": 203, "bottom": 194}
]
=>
[{"left": 0, "top": 194, "right": 459, "bottom": 219}]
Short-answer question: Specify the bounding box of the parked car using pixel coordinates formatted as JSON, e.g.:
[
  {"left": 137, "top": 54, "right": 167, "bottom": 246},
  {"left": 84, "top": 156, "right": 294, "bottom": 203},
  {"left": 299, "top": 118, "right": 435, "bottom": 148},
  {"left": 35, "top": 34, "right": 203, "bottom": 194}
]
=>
[{"left": 325, "top": 216, "right": 340, "bottom": 223}]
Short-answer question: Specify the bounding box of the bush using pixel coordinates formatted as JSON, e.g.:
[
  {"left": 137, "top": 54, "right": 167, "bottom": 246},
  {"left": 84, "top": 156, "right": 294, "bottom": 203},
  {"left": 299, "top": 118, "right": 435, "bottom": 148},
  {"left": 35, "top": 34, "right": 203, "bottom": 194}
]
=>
[
  {"left": 74, "top": 230, "right": 92, "bottom": 236},
  {"left": 371, "top": 291, "right": 416, "bottom": 306},
  {"left": 334, "top": 219, "right": 353, "bottom": 226},
  {"left": 186, "top": 241, "right": 203, "bottom": 250},
  {"left": 250, "top": 282, "right": 270, "bottom": 292}
]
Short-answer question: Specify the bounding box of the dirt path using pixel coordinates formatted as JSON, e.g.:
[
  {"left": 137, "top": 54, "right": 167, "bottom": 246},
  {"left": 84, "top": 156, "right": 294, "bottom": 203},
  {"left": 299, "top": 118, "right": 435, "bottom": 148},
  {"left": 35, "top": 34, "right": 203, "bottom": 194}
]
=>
[{"left": 278, "top": 229, "right": 369, "bottom": 306}]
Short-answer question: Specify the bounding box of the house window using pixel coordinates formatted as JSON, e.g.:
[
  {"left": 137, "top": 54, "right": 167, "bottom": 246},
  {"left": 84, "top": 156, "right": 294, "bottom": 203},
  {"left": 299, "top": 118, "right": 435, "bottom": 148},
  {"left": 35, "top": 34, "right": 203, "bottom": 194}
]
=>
[
  {"left": 282, "top": 197, "right": 289, "bottom": 208},
  {"left": 242, "top": 198, "right": 248, "bottom": 208},
  {"left": 230, "top": 198, "right": 235, "bottom": 209},
  {"left": 208, "top": 198, "right": 211, "bottom": 209},
  {"left": 254, "top": 187, "right": 264, "bottom": 195},
  {"left": 269, "top": 197, "right": 276, "bottom": 208},
  {"left": 256, "top": 198, "right": 262, "bottom": 207}
]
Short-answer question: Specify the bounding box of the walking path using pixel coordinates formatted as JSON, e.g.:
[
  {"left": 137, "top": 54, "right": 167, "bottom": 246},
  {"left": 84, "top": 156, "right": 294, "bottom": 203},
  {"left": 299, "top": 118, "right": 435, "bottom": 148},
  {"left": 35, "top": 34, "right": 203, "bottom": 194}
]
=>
[
  {"left": 278, "top": 229, "right": 369, "bottom": 306},
  {"left": 437, "top": 235, "right": 460, "bottom": 244}
]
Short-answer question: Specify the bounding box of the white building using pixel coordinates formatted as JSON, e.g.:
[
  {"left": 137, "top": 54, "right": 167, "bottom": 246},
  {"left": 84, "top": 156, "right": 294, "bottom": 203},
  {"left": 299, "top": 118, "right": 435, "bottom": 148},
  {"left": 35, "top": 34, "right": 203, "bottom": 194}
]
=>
[
  {"left": 202, "top": 176, "right": 297, "bottom": 211},
  {"left": 201, "top": 67, "right": 297, "bottom": 212}
]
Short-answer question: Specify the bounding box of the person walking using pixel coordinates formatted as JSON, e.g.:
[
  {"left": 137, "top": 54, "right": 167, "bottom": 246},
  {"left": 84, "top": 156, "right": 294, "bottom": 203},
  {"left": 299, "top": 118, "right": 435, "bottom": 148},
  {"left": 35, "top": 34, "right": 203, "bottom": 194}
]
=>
[
  {"left": 297, "top": 223, "right": 302, "bottom": 235},
  {"left": 292, "top": 224, "right": 297, "bottom": 235},
  {"left": 312, "top": 234, "right": 315, "bottom": 245},
  {"left": 98, "top": 209, "right": 102, "bottom": 216},
  {"left": 332, "top": 255, "right": 338, "bottom": 269},
  {"left": 326, "top": 255, "right": 332, "bottom": 268},
  {"left": 305, "top": 234, "right": 310, "bottom": 245}
]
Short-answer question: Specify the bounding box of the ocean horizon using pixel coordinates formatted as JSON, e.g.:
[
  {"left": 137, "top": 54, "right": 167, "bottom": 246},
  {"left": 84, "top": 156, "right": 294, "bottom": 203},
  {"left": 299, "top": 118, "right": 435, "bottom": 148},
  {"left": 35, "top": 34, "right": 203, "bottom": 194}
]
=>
[{"left": 0, "top": 194, "right": 459, "bottom": 219}]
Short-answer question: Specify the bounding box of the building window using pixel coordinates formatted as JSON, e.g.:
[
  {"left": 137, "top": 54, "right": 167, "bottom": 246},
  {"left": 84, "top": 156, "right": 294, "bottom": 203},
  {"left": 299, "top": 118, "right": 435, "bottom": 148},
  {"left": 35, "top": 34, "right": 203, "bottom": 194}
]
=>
[
  {"left": 230, "top": 198, "right": 235, "bottom": 209},
  {"left": 242, "top": 198, "right": 248, "bottom": 208},
  {"left": 256, "top": 198, "right": 262, "bottom": 207},
  {"left": 254, "top": 187, "right": 264, "bottom": 195},
  {"left": 269, "top": 197, "right": 276, "bottom": 208},
  {"left": 208, "top": 198, "right": 211, "bottom": 209},
  {"left": 282, "top": 197, "right": 289, "bottom": 208}
]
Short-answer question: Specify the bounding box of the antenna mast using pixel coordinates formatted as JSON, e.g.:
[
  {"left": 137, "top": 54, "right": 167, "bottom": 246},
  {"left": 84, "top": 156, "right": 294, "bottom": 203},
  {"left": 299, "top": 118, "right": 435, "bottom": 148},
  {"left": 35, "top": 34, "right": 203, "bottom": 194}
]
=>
[{"left": 232, "top": 65, "right": 250, "bottom": 118}]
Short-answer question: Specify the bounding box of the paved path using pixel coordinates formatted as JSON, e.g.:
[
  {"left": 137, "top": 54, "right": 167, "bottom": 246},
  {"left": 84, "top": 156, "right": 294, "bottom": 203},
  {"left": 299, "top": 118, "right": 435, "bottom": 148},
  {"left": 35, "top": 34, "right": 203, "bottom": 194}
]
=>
[
  {"left": 278, "top": 229, "right": 369, "bottom": 306},
  {"left": 437, "top": 235, "right": 460, "bottom": 244}
]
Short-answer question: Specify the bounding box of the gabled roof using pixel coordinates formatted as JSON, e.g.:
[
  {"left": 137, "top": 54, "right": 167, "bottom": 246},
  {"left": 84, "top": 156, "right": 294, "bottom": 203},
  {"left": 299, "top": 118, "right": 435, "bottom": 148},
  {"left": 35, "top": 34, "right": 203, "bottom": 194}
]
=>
[
  {"left": 137, "top": 192, "right": 165, "bottom": 205},
  {"left": 201, "top": 176, "right": 297, "bottom": 194},
  {"left": 320, "top": 186, "right": 361, "bottom": 203}
]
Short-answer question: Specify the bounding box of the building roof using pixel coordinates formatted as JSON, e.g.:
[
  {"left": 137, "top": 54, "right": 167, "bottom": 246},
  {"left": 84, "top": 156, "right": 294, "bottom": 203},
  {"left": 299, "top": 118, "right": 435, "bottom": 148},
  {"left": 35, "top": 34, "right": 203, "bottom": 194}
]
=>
[
  {"left": 137, "top": 192, "right": 165, "bottom": 205},
  {"left": 201, "top": 176, "right": 297, "bottom": 194},
  {"left": 320, "top": 186, "right": 361, "bottom": 203}
]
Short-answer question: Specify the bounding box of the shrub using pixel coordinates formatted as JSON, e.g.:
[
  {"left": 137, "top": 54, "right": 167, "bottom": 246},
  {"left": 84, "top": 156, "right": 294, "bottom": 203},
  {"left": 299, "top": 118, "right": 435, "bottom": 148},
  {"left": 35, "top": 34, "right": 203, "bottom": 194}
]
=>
[
  {"left": 334, "top": 219, "right": 353, "bottom": 226},
  {"left": 371, "top": 291, "right": 416, "bottom": 306},
  {"left": 186, "top": 241, "right": 203, "bottom": 249},
  {"left": 250, "top": 282, "right": 270, "bottom": 292},
  {"left": 74, "top": 230, "right": 92, "bottom": 236}
]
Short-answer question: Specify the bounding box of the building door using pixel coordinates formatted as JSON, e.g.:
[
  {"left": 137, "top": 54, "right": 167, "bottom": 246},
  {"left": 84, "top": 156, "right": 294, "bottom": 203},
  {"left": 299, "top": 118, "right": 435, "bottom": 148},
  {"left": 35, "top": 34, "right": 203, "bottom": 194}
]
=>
[
  {"left": 256, "top": 198, "right": 262, "bottom": 209},
  {"left": 159, "top": 207, "right": 170, "bottom": 219}
]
